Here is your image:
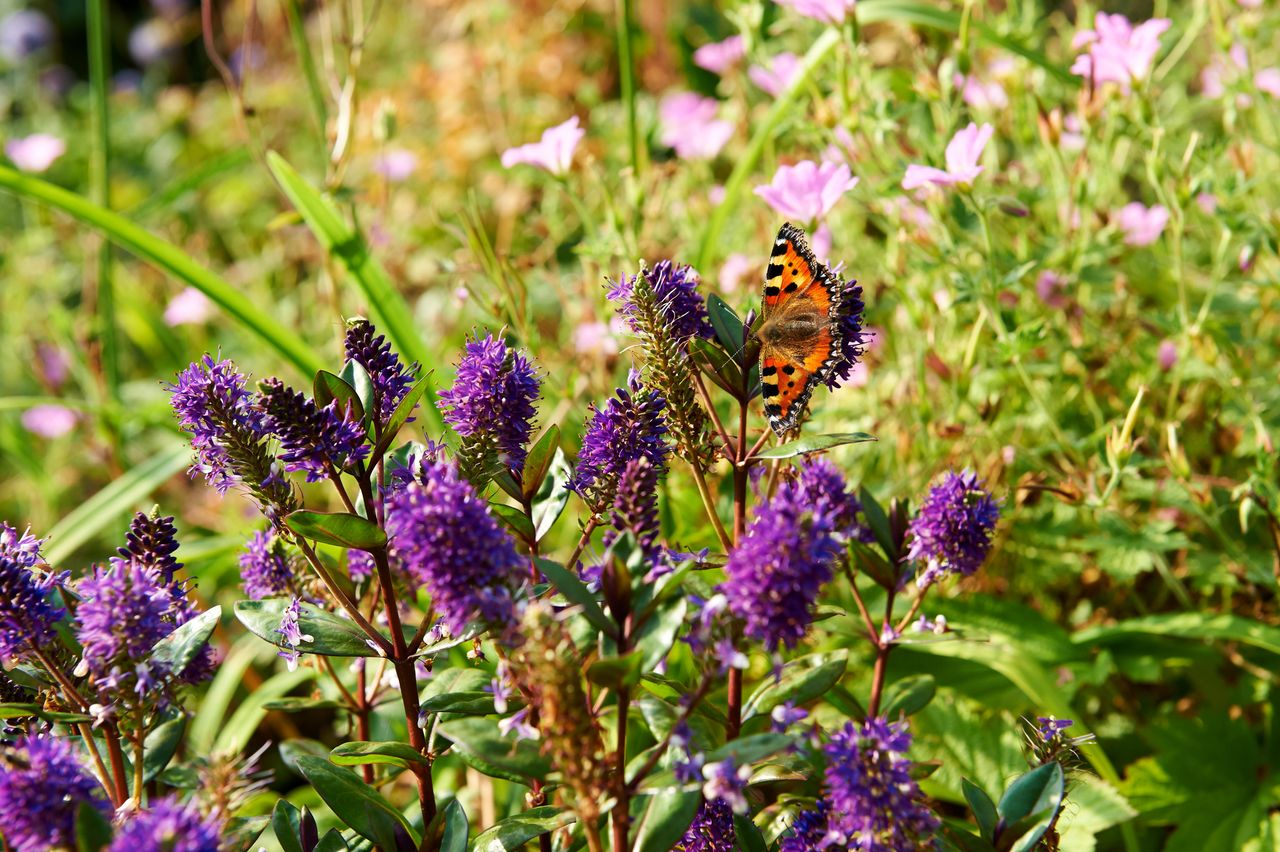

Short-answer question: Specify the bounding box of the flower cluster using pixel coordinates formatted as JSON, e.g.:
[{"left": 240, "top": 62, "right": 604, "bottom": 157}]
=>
[
  {"left": 823, "top": 718, "right": 939, "bottom": 848},
  {"left": 439, "top": 334, "right": 541, "bottom": 480},
  {"left": 675, "top": 797, "right": 735, "bottom": 851},
  {"left": 387, "top": 460, "right": 522, "bottom": 634},
  {"left": 343, "top": 318, "right": 418, "bottom": 421},
  {"left": 609, "top": 260, "right": 714, "bottom": 344},
  {"left": 568, "top": 372, "right": 670, "bottom": 515},
  {"left": 117, "top": 512, "right": 183, "bottom": 583},
  {"left": 658, "top": 93, "right": 734, "bottom": 161},
  {"left": 1071, "top": 12, "right": 1170, "bottom": 93},
  {"left": 110, "top": 796, "right": 223, "bottom": 852},
  {"left": 0, "top": 734, "right": 108, "bottom": 851},
  {"left": 258, "top": 377, "right": 369, "bottom": 482},
  {"left": 0, "top": 527, "right": 62, "bottom": 662},
  {"left": 778, "top": 801, "right": 828, "bottom": 852},
  {"left": 906, "top": 470, "right": 1000, "bottom": 587},
  {"left": 275, "top": 597, "right": 313, "bottom": 672},
  {"left": 238, "top": 529, "right": 296, "bottom": 600},
  {"left": 796, "top": 456, "right": 871, "bottom": 540}
]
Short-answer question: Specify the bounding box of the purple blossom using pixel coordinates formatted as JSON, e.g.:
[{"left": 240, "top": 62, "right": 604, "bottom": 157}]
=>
[
  {"left": 754, "top": 161, "right": 859, "bottom": 223},
  {"left": 498, "top": 706, "right": 539, "bottom": 741},
  {"left": 823, "top": 718, "right": 939, "bottom": 848},
  {"left": 675, "top": 798, "right": 735, "bottom": 851},
  {"left": 568, "top": 373, "right": 670, "bottom": 512},
  {"left": 344, "top": 319, "right": 418, "bottom": 422},
  {"left": 1158, "top": 339, "right": 1178, "bottom": 371},
  {"left": 1116, "top": 202, "right": 1168, "bottom": 246},
  {"left": 902, "top": 122, "right": 994, "bottom": 191},
  {"left": 609, "top": 260, "right": 714, "bottom": 343},
  {"left": 721, "top": 477, "right": 841, "bottom": 651},
  {"left": 0, "top": 550, "right": 63, "bottom": 661},
  {"left": 258, "top": 377, "right": 369, "bottom": 482},
  {"left": 0, "top": 523, "right": 42, "bottom": 567},
  {"left": 501, "top": 116, "right": 584, "bottom": 176},
  {"left": 604, "top": 456, "right": 661, "bottom": 557},
  {"left": 386, "top": 460, "right": 522, "bottom": 634},
  {"left": 239, "top": 530, "right": 295, "bottom": 599},
  {"left": 771, "top": 701, "right": 809, "bottom": 733},
  {"left": 776, "top": 0, "right": 856, "bottom": 25},
  {"left": 348, "top": 550, "right": 375, "bottom": 582},
  {"left": 4, "top": 133, "right": 65, "bottom": 173},
  {"left": 373, "top": 148, "right": 418, "bottom": 182},
  {"left": 0, "top": 10, "right": 53, "bottom": 61},
  {"left": 778, "top": 801, "right": 829, "bottom": 852},
  {"left": 693, "top": 35, "right": 745, "bottom": 75},
  {"left": 109, "top": 796, "right": 222, "bottom": 852},
  {"left": 20, "top": 404, "right": 76, "bottom": 438},
  {"left": 702, "top": 759, "right": 752, "bottom": 814},
  {"left": 117, "top": 512, "right": 183, "bottom": 584},
  {"left": 76, "top": 560, "right": 183, "bottom": 696},
  {"left": 1071, "top": 13, "right": 1170, "bottom": 93},
  {"left": 1036, "top": 716, "right": 1073, "bottom": 743},
  {"left": 749, "top": 52, "right": 801, "bottom": 97},
  {"left": 276, "top": 597, "right": 313, "bottom": 672},
  {"left": 659, "top": 93, "right": 734, "bottom": 160},
  {"left": 796, "top": 457, "right": 871, "bottom": 540},
  {"left": 439, "top": 334, "right": 541, "bottom": 476},
  {"left": 906, "top": 470, "right": 999, "bottom": 587},
  {"left": 0, "top": 735, "right": 108, "bottom": 851}
]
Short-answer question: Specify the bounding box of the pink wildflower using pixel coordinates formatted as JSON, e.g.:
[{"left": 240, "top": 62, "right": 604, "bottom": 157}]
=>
[
  {"left": 719, "top": 253, "right": 756, "bottom": 294},
  {"left": 5, "top": 133, "right": 65, "bottom": 172},
  {"left": 748, "top": 52, "right": 801, "bottom": 97},
  {"left": 776, "top": 0, "right": 856, "bottom": 25},
  {"left": 953, "top": 73, "right": 1008, "bottom": 110},
  {"left": 1256, "top": 68, "right": 1280, "bottom": 98},
  {"left": 658, "top": 93, "right": 734, "bottom": 160},
  {"left": 1035, "top": 271, "right": 1068, "bottom": 308},
  {"left": 1116, "top": 202, "right": 1168, "bottom": 246},
  {"left": 373, "top": 148, "right": 418, "bottom": 181},
  {"left": 1070, "top": 13, "right": 1170, "bottom": 93},
  {"left": 501, "top": 116, "right": 584, "bottom": 176},
  {"left": 164, "top": 287, "right": 214, "bottom": 327},
  {"left": 1157, "top": 340, "right": 1177, "bottom": 371},
  {"left": 901, "top": 122, "right": 994, "bottom": 191},
  {"left": 754, "top": 160, "right": 859, "bottom": 223},
  {"left": 693, "top": 35, "right": 745, "bottom": 75},
  {"left": 22, "top": 404, "right": 76, "bottom": 438}
]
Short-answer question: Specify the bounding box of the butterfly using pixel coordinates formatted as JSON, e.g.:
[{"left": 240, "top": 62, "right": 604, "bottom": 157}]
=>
[{"left": 756, "top": 222, "right": 852, "bottom": 436}]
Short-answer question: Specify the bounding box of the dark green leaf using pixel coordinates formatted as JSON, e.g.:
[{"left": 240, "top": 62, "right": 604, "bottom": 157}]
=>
[
  {"left": 313, "top": 829, "right": 350, "bottom": 852},
  {"left": 491, "top": 503, "right": 535, "bottom": 542},
  {"left": 825, "top": 685, "right": 867, "bottom": 722},
  {"left": 286, "top": 511, "right": 386, "bottom": 551},
  {"left": 521, "top": 425, "right": 562, "bottom": 498},
  {"left": 149, "top": 606, "right": 220, "bottom": 674},
  {"left": 633, "top": 789, "right": 699, "bottom": 852},
  {"left": 280, "top": 738, "right": 330, "bottom": 776},
  {"left": 262, "top": 696, "right": 346, "bottom": 712},
  {"left": 142, "top": 714, "right": 186, "bottom": 782},
  {"left": 370, "top": 375, "right": 429, "bottom": 462},
  {"left": 0, "top": 702, "right": 90, "bottom": 724},
  {"left": 235, "top": 598, "right": 381, "bottom": 657},
  {"left": 439, "top": 799, "right": 469, "bottom": 852},
  {"left": 733, "top": 813, "right": 768, "bottom": 852},
  {"left": 743, "top": 652, "right": 847, "bottom": 720},
  {"left": 690, "top": 337, "right": 743, "bottom": 396},
  {"left": 492, "top": 469, "right": 524, "bottom": 502},
  {"left": 535, "top": 558, "right": 616, "bottom": 637},
  {"left": 223, "top": 816, "right": 272, "bottom": 852},
  {"left": 997, "top": 761, "right": 1064, "bottom": 827},
  {"left": 436, "top": 718, "right": 551, "bottom": 785},
  {"left": 706, "top": 294, "right": 746, "bottom": 356},
  {"left": 330, "top": 740, "right": 432, "bottom": 770},
  {"left": 858, "top": 486, "right": 897, "bottom": 561},
  {"left": 882, "top": 674, "right": 937, "bottom": 718},
  {"left": 418, "top": 690, "right": 496, "bottom": 716},
  {"left": 531, "top": 448, "right": 572, "bottom": 541},
  {"left": 1005, "top": 815, "right": 1056, "bottom": 852},
  {"left": 471, "top": 807, "right": 573, "bottom": 851},
  {"left": 850, "top": 539, "right": 901, "bottom": 590},
  {"left": 314, "top": 370, "right": 365, "bottom": 423},
  {"left": 756, "top": 432, "right": 877, "bottom": 459},
  {"left": 270, "top": 801, "right": 305, "bottom": 852},
  {"left": 587, "top": 650, "right": 645, "bottom": 690},
  {"left": 295, "top": 756, "right": 418, "bottom": 847},
  {"left": 632, "top": 596, "right": 688, "bottom": 671},
  {"left": 963, "top": 778, "right": 998, "bottom": 841},
  {"left": 75, "top": 801, "right": 113, "bottom": 851}
]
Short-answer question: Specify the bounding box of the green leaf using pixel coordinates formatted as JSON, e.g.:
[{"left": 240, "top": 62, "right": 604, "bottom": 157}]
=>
[
  {"left": 417, "top": 691, "right": 495, "bottom": 716},
  {"left": 149, "top": 606, "right": 220, "bottom": 675},
  {"left": 286, "top": 511, "right": 387, "bottom": 551},
  {"left": 997, "top": 762, "right": 1064, "bottom": 828},
  {"left": 339, "top": 360, "right": 377, "bottom": 425},
  {"left": 270, "top": 801, "right": 306, "bottom": 852},
  {"left": 743, "top": 652, "right": 847, "bottom": 720},
  {"left": 75, "top": 801, "right": 113, "bottom": 851},
  {"left": 313, "top": 829, "right": 350, "bottom": 852},
  {"left": 235, "top": 598, "right": 382, "bottom": 657},
  {"left": 223, "top": 816, "right": 272, "bottom": 852},
  {"left": 43, "top": 443, "right": 190, "bottom": 565},
  {"left": 261, "top": 696, "right": 346, "bottom": 712},
  {"left": 704, "top": 733, "right": 793, "bottom": 766},
  {"left": 521, "top": 425, "right": 562, "bottom": 498},
  {"left": 587, "top": 650, "right": 646, "bottom": 690},
  {"left": 471, "top": 807, "right": 574, "bottom": 851},
  {"left": 535, "top": 558, "right": 616, "bottom": 638},
  {"left": 1076, "top": 612, "right": 1280, "bottom": 658},
  {"left": 295, "top": 756, "right": 418, "bottom": 847},
  {"left": 690, "top": 336, "right": 743, "bottom": 395},
  {"left": 733, "top": 813, "right": 768, "bottom": 852},
  {"left": 881, "top": 674, "right": 937, "bottom": 719},
  {"left": 633, "top": 788, "right": 699, "bottom": 852},
  {"left": 436, "top": 718, "right": 551, "bottom": 785},
  {"left": 266, "top": 152, "right": 442, "bottom": 432},
  {"left": 314, "top": 370, "right": 365, "bottom": 423},
  {"left": 330, "top": 740, "right": 432, "bottom": 770},
  {"left": 0, "top": 702, "right": 91, "bottom": 724},
  {"left": 142, "top": 715, "right": 186, "bottom": 782},
  {"left": 439, "top": 799, "right": 469, "bottom": 852},
  {"left": 755, "top": 432, "right": 877, "bottom": 459},
  {"left": 963, "top": 778, "right": 998, "bottom": 842},
  {"left": 858, "top": 486, "right": 897, "bottom": 562},
  {"left": 706, "top": 294, "right": 747, "bottom": 357},
  {"left": 633, "top": 596, "right": 688, "bottom": 672},
  {"left": 531, "top": 448, "right": 572, "bottom": 541},
  {"left": 491, "top": 503, "right": 535, "bottom": 542},
  {"left": 370, "top": 376, "right": 429, "bottom": 463},
  {"left": 0, "top": 165, "right": 324, "bottom": 377}
]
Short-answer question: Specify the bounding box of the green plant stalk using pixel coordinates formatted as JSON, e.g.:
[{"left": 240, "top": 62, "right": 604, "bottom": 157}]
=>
[
  {"left": 283, "top": 0, "right": 329, "bottom": 139},
  {"left": 0, "top": 166, "right": 324, "bottom": 376},
  {"left": 87, "top": 0, "right": 118, "bottom": 410},
  {"left": 615, "top": 0, "right": 640, "bottom": 177}
]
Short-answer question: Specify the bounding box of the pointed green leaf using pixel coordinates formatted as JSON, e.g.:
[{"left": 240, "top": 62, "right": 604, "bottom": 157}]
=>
[
  {"left": 286, "top": 511, "right": 386, "bottom": 551},
  {"left": 706, "top": 294, "right": 746, "bottom": 357},
  {"left": 471, "top": 807, "right": 574, "bottom": 851},
  {"left": 436, "top": 718, "right": 551, "bottom": 785},
  {"left": 330, "top": 740, "right": 432, "bottom": 770},
  {"left": 75, "top": 801, "right": 113, "bottom": 851},
  {"left": 531, "top": 448, "right": 572, "bottom": 541},
  {"left": 881, "top": 674, "right": 937, "bottom": 719},
  {"left": 314, "top": 370, "right": 365, "bottom": 423},
  {"left": 149, "top": 606, "right": 220, "bottom": 674},
  {"left": 235, "top": 598, "right": 381, "bottom": 657},
  {"left": 535, "top": 558, "right": 616, "bottom": 638},
  {"left": 997, "top": 761, "right": 1064, "bottom": 826},
  {"left": 963, "top": 778, "right": 998, "bottom": 841},
  {"left": 295, "top": 756, "right": 418, "bottom": 846},
  {"left": 370, "top": 375, "right": 429, "bottom": 463},
  {"left": 270, "top": 800, "right": 305, "bottom": 852},
  {"left": 521, "top": 425, "right": 562, "bottom": 498},
  {"left": 491, "top": 503, "right": 535, "bottom": 542}
]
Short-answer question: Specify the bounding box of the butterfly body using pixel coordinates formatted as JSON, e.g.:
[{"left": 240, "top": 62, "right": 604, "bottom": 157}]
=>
[{"left": 757, "top": 222, "right": 850, "bottom": 435}]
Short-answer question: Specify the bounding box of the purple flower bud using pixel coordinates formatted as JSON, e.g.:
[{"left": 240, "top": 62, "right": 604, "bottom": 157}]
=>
[
  {"left": 0, "top": 544, "right": 63, "bottom": 661},
  {"left": 343, "top": 319, "right": 418, "bottom": 421},
  {"left": 0, "top": 735, "right": 108, "bottom": 851},
  {"left": 258, "top": 378, "right": 369, "bottom": 482},
  {"left": 439, "top": 334, "right": 541, "bottom": 477},
  {"left": 906, "top": 470, "right": 1000, "bottom": 587},
  {"left": 109, "top": 795, "right": 223, "bottom": 852},
  {"left": 238, "top": 529, "right": 295, "bottom": 600},
  {"left": 823, "top": 718, "right": 938, "bottom": 848},
  {"left": 721, "top": 476, "right": 841, "bottom": 652},
  {"left": 1158, "top": 339, "right": 1178, "bottom": 371},
  {"left": 609, "top": 260, "right": 714, "bottom": 343},
  {"left": 386, "top": 460, "right": 522, "bottom": 634},
  {"left": 777, "top": 801, "right": 829, "bottom": 851},
  {"left": 675, "top": 798, "right": 735, "bottom": 851},
  {"left": 824, "top": 276, "right": 867, "bottom": 390},
  {"left": 568, "top": 372, "right": 670, "bottom": 513},
  {"left": 770, "top": 701, "right": 809, "bottom": 733},
  {"left": 117, "top": 512, "right": 182, "bottom": 584}
]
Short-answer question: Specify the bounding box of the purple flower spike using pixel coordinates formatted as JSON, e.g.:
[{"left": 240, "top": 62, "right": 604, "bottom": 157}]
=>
[
  {"left": 239, "top": 530, "right": 295, "bottom": 600},
  {"left": 387, "top": 460, "right": 522, "bottom": 634},
  {"left": 609, "top": 260, "right": 714, "bottom": 344},
  {"left": 0, "top": 550, "right": 63, "bottom": 661},
  {"left": 720, "top": 477, "right": 841, "bottom": 652},
  {"left": 796, "top": 457, "right": 871, "bottom": 540},
  {"left": 117, "top": 512, "right": 182, "bottom": 583},
  {"left": 906, "top": 470, "right": 1000, "bottom": 587},
  {"left": 568, "top": 372, "right": 670, "bottom": 513},
  {"left": 109, "top": 796, "right": 223, "bottom": 852},
  {"left": 439, "top": 334, "right": 541, "bottom": 477},
  {"left": 168, "top": 355, "right": 268, "bottom": 494},
  {"left": 675, "top": 798, "right": 735, "bottom": 851},
  {"left": 258, "top": 377, "right": 369, "bottom": 482},
  {"left": 344, "top": 319, "right": 418, "bottom": 421},
  {"left": 778, "top": 801, "right": 829, "bottom": 852},
  {"left": 823, "top": 718, "right": 939, "bottom": 849},
  {"left": 0, "top": 735, "right": 108, "bottom": 851}
]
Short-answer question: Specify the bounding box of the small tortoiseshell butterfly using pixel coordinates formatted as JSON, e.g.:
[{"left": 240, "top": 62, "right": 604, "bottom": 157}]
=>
[{"left": 757, "top": 222, "right": 853, "bottom": 436}]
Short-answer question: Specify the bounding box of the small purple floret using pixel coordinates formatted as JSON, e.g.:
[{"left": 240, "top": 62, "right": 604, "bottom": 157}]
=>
[
  {"left": 258, "top": 377, "right": 369, "bottom": 482},
  {"left": 239, "top": 529, "right": 295, "bottom": 600},
  {"left": 109, "top": 795, "right": 223, "bottom": 852},
  {"left": 167, "top": 355, "right": 266, "bottom": 493}
]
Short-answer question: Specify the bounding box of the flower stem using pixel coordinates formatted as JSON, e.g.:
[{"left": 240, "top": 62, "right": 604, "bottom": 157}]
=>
[
  {"left": 688, "top": 460, "right": 732, "bottom": 551},
  {"left": 726, "top": 667, "right": 743, "bottom": 741}
]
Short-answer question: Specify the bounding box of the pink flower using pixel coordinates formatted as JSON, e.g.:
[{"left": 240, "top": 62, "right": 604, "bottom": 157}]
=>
[
  {"left": 1070, "top": 13, "right": 1170, "bottom": 94},
  {"left": 573, "top": 320, "right": 619, "bottom": 356},
  {"left": 901, "top": 122, "right": 994, "bottom": 191},
  {"left": 776, "top": 0, "right": 856, "bottom": 25},
  {"left": 1157, "top": 340, "right": 1177, "bottom": 371},
  {"left": 373, "top": 148, "right": 418, "bottom": 181},
  {"left": 4, "top": 133, "right": 65, "bottom": 172},
  {"left": 1195, "top": 192, "right": 1217, "bottom": 215},
  {"left": 748, "top": 52, "right": 801, "bottom": 97},
  {"left": 822, "top": 126, "right": 857, "bottom": 165},
  {"left": 953, "top": 73, "right": 1008, "bottom": 110},
  {"left": 164, "top": 287, "right": 214, "bottom": 326},
  {"left": 36, "top": 344, "right": 69, "bottom": 389},
  {"left": 1238, "top": 0, "right": 1261, "bottom": 8},
  {"left": 810, "top": 223, "right": 833, "bottom": 264},
  {"left": 886, "top": 196, "right": 933, "bottom": 230},
  {"left": 693, "top": 35, "right": 745, "bottom": 75},
  {"left": 501, "top": 116, "right": 584, "bottom": 176},
  {"left": 1035, "top": 271, "right": 1068, "bottom": 308},
  {"left": 1116, "top": 202, "right": 1168, "bottom": 246},
  {"left": 708, "top": 184, "right": 727, "bottom": 206},
  {"left": 719, "top": 253, "right": 756, "bottom": 294},
  {"left": 753, "top": 160, "right": 859, "bottom": 223},
  {"left": 21, "top": 404, "right": 76, "bottom": 438},
  {"left": 659, "top": 93, "right": 734, "bottom": 160},
  {"left": 1256, "top": 68, "right": 1280, "bottom": 98}
]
